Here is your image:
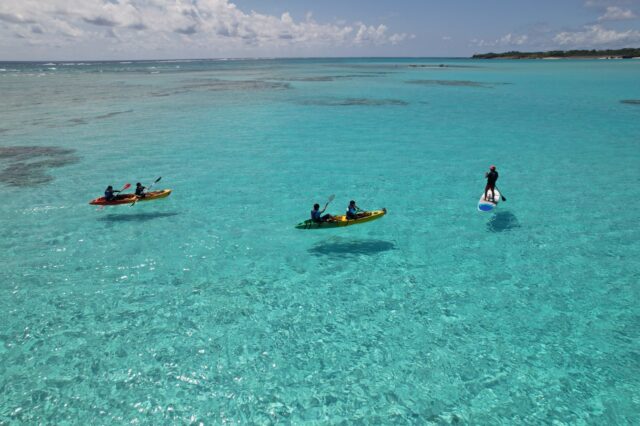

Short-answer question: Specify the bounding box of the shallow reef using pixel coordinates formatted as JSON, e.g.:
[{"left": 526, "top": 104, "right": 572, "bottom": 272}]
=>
[
  {"left": 406, "top": 79, "right": 498, "bottom": 88},
  {"left": 151, "top": 79, "right": 291, "bottom": 97},
  {"left": 0, "top": 146, "right": 79, "bottom": 187},
  {"left": 300, "top": 98, "right": 408, "bottom": 106}
]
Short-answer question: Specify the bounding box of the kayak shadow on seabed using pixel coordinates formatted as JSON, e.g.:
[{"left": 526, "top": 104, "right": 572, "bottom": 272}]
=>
[
  {"left": 97, "top": 212, "right": 179, "bottom": 222},
  {"left": 308, "top": 238, "right": 396, "bottom": 257},
  {"left": 487, "top": 210, "right": 520, "bottom": 233}
]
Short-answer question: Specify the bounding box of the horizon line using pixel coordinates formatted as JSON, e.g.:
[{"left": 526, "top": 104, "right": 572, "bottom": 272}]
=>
[{"left": 0, "top": 55, "right": 475, "bottom": 63}]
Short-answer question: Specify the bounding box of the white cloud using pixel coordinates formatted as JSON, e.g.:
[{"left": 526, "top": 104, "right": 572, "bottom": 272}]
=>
[
  {"left": 498, "top": 33, "right": 529, "bottom": 45},
  {"left": 470, "top": 33, "right": 528, "bottom": 48},
  {"left": 553, "top": 24, "right": 640, "bottom": 46},
  {"left": 598, "top": 6, "right": 636, "bottom": 21},
  {"left": 0, "top": 0, "right": 408, "bottom": 58}
]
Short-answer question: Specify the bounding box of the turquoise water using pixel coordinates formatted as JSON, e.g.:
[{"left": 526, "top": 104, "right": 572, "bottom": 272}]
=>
[{"left": 1, "top": 58, "right": 639, "bottom": 423}]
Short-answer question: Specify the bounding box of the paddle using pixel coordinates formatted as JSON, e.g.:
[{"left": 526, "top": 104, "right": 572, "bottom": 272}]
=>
[
  {"left": 131, "top": 176, "right": 161, "bottom": 206},
  {"left": 98, "top": 183, "right": 130, "bottom": 210},
  {"left": 325, "top": 194, "right": 335, "bottom": 208},
  {"left": 495, "top": 186, "right": 507, "bottom": 202},
  {"left": 310, "top": 194, "right": 335, "bottom": 227}
]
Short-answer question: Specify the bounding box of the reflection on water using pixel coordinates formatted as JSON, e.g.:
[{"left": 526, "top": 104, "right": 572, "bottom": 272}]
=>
[
  {"left": 98, "top": 212, "right": 179, "bottom": 222},
  {"left": 487, "top": 211, "right": 520, "bottom": 233},
  {"left": 309, "top": 238, "right": 396, "bottom": 257}
]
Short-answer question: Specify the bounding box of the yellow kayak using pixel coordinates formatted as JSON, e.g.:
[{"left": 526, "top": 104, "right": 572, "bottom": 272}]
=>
[
  {"left": 89, "top": 189, "right": 172, "bottom": 205},
  {"left": 295, "top": 208, "right": 387, "bottom": 230}
]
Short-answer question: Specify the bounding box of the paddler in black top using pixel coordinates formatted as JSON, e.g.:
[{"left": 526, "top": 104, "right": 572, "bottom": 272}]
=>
[
  {"left": 311, "top": 203, "right": 333, "bottom": 223},
  {"left": 135, "top": 182, "right": 147, "bottom": 198},
  {"left": 484, "top": 165, "right": 499, "bottom": 202},
  {"left": 104, "top": 185, "right": 121, "bottom": 201}
]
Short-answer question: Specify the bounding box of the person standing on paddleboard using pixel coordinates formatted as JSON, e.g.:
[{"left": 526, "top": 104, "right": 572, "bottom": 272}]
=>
[{"left": 484, "top": 165, "right": 499, "bottom": 202}]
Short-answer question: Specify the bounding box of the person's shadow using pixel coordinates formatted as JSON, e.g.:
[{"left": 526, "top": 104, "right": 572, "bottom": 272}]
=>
[
  {"left": 97, "top": 212, "right": 179, "bottom": 222},
  {"left": 487, "top": 211, "right": 520, "bottom": 232},
  {"left": 308, "top": 238, "right": 396, "bottom": 257}
]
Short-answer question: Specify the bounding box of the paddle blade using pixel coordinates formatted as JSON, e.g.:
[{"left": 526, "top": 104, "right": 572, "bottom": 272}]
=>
[
  {"left": 154, "top": 176, "right": 162, "bottom": 183},
  {"left": 327, "top": 194, "right": 335, "bottom": 203},
  {"left": 122, "top": 183, "right": 131, "bottom": 191}
]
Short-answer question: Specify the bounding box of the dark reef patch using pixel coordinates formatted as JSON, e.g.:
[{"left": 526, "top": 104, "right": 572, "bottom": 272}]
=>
[
  {"left": 0, "top": 146, "right": 79, "bottom": 187},
  {"left": 95, "top": 110, "right": 134, "bottom": 120},
  {"left": 280, "top": 76, "right": 336, "bottom": 82},
  {"left": 184, "top": 79, "right": 291, "bottom": 90},
  {"left": 406, "top": 79, "right": 499, "bottom": 88},
  {"left": 270, "top": 74, "right": 380, "bottom": 82},
  {"left": 300, "top": 98, "right": 408, "bottom": 107},
  {"left": 68, "top": 118, "right": 88, "bottom": 126},
  {"left": 408, "top": 64, "right": 480, "bottom": 69},
  {"left": 62, "top": 110, "right": 133, "bottom": 128},
  {"left": 151, "top": 79, "right": 291, "bottom": 97},
  {"left": 620, "top": 99, "right": 640, "bottom": 105}
]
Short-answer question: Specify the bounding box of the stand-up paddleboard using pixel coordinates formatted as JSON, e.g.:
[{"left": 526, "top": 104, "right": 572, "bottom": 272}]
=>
[{"left": 478, "top": 189, "right": 501, "bottom": 212}]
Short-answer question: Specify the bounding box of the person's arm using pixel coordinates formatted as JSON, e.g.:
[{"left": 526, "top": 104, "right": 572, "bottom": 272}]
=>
[{"left": 320, "top": 203, "right": 328, "bottom": 214}]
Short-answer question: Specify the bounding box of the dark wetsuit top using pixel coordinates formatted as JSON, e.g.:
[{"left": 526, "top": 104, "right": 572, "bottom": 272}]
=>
[
  {"left": 135, "top": 186, "right": 146, "bottom": 196},
  {"left": 486, "top": 170, "right": 498, "bottom": 187},
  {"left": 346, "top": 206, "right": 358, "bottom": 219},
  {"left": 311, "top": 209, "right": 322, "bottom": 223},
  {"left": 105, "top": 189, "right": 116, "bottom": 201}
]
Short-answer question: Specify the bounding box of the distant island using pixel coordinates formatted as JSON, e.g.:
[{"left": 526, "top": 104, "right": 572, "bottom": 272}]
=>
[{"left": 472, "top": 48, "right": 640, "bottom": 59}]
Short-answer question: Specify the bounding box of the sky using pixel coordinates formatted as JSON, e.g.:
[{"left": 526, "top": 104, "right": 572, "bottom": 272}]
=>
[{"left": 0, "top": 0, "right": 639, "bottom": 60}]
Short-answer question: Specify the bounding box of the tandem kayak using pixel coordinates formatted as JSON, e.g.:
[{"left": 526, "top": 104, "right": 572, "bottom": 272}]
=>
[
  {"left": 477, "top": 189, "right": 500, "bottom": 212},
  {"left": 89, "top": 189, "right": 172, "bottom": 206},
  {"left": 295, "top": 208, "right": 387, "bottom": 230}
]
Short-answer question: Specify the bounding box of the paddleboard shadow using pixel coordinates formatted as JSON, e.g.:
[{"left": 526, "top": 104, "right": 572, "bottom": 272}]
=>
[{"left": 486, "top": 211, "right": 520, "bottom": 233}]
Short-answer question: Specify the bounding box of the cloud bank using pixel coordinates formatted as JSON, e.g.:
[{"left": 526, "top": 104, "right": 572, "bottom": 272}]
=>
[
  {"left": 554, "top": 24, "right": 640, "bottom": 46},
  {"left": 0, "top": 0, "right": 409, "bottom": 59},
  {"left": 598, "top": 6, "right": 637, "bottom": 21}
]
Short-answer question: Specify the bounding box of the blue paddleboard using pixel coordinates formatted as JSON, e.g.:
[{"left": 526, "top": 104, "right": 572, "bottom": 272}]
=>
[{"left": 478, "top": 189, "right": 501, "bottom": 212}]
